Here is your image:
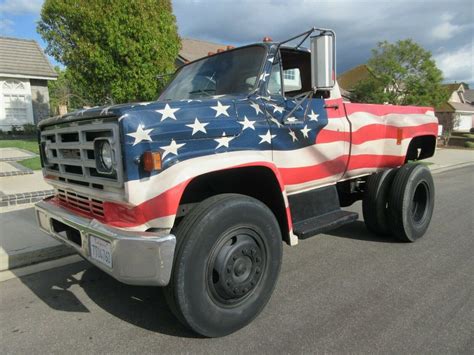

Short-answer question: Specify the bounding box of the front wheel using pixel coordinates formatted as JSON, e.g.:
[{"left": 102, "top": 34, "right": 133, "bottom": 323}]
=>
[
  {"left": 388, "top": 164, "right": 435, "bottom": 242},
  {"left": 165, "top": 194, "right": 283, "bottom": 337}
]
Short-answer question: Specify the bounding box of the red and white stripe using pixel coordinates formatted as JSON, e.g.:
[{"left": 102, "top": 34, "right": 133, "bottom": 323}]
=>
[{"left": 57, "top": 100, "right": 437, "bottom": 235}]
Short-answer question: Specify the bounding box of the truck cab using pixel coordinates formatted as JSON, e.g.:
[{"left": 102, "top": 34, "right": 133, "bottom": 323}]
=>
[{"left": 35, "top": 28, "right": 437, "bottom": 337}]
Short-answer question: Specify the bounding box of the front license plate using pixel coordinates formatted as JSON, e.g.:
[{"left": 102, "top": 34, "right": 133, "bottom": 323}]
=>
[{"left": 90, "top": 236, "right": 112, "bottom": 268}]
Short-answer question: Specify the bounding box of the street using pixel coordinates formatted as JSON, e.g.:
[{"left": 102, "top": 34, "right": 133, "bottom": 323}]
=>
[{"left": 1, "top": 166, "right": 473, "bottom": 353}]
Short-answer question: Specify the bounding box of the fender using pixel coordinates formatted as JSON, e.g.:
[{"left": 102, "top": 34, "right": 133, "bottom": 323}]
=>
[{"left": 102, "top": 151, "right": 293, "bottom": 237}]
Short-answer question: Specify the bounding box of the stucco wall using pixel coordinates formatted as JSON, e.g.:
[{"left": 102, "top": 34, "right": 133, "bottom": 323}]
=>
[{"left": 30, "top": 79, "right": 51, "bottom": 124}]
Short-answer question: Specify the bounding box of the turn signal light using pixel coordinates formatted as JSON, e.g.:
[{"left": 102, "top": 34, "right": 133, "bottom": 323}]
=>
[
  {"left": 143, "top": 151, "right": 162, "bottom": 172},
  {"left": 263, "top": 36, "right": 273, "bottom": 42}
]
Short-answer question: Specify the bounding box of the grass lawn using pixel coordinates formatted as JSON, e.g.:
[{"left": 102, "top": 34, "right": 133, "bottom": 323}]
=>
[
  {"left": 18, "top": 157, "right": 42, "bottom": 170},
  {"left": 0, "top": 139, "right": 39, "bottom": 154},
  {"left": 0, "top": 139, "right": 41, "bottom": 170}
]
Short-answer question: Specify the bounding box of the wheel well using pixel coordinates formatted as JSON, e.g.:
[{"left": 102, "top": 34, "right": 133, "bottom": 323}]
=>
[
  {"left": 405, "top": 135, "right": 436, "bottom": 162},
  {"left": 178, "top": 166, "right": 290, "bottom": 243}
]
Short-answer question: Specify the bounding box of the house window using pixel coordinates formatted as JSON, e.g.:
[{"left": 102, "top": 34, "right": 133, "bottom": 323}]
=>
[
  {"left": 4, "top": 94, "right": 28, "bottom": 121},
  {"left": 0, "top": 79, "right": 33, "bottom": 129},
  {"left": 283, "top": 68, "right": 302, "bottom": 92},
  {"left": 283, "top": 69, "right": 296, "bottom": 80},
  {"left": 3, "top": 80, "right": 26, "bottom": 91}
]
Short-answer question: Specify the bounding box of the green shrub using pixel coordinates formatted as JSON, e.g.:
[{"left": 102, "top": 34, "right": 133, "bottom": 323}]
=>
[
  {"left": 464, "top": 141, "right": 474, "bottom": 149},
  {"left": 463, "top": 134, "right": 474, "bottom": 139},
  {"left": 22, "top": 123, "right": 37, "bottom": 136}
]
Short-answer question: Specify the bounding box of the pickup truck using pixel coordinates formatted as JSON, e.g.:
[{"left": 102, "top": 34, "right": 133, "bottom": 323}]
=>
[{"left": 35, "top": 28, "right": 437, "bottom": 337}]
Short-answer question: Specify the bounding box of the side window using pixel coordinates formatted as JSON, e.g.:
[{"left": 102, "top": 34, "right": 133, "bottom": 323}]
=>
[
  {"left": 283, "top": 68, "right": 302, "bottom": 93},
  {"left": 267, "top": 63, "right": 282, "bottom": 96}
]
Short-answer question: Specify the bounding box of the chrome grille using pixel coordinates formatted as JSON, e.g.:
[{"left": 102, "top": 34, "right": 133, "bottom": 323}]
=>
[
  {"left": 40, "top": 120, "right": 123, "bottom": 190},
  {"left": 57, "top": 189, "right": 105, "bottom": 218}
]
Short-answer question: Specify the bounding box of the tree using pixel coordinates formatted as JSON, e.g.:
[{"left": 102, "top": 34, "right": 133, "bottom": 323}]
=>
[
  {"left": 38, "top": 0, "right": 180, "bottom": 106},
  {"left": 48, "top": 66, "right": 89, "bottom": 114},
  {"left": 350, "top": 39, "right": 448, "bottom": 108}
]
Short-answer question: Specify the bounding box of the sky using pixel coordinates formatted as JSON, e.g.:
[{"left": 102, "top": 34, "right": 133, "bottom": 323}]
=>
[{"left": 1, "top": 0, "right": 473, "bottom": 86}]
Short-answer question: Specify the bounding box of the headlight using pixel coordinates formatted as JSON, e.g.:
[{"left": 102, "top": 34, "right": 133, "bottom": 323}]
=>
[{"left": 95, "top": 139, "right": 114, "bottom": 174}]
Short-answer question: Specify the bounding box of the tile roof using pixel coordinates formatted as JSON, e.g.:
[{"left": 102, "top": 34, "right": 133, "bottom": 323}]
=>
[
  {"left": 0, "top": 37, "right": 57, "bottom": 79},
  {"left": 448, "top": 102, "right": 474, "bottom": 113},
  {"left": 463, "top": 89, "right": 474, "bottom": 104},
  {"left": 337, "top": 64, "right": 372, "bottom": 91},
  {"left": 178, "top": 38, "right": 226, "bottom": 63}
]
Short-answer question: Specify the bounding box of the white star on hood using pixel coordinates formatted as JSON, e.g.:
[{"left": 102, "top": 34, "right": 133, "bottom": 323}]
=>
[
  {"left": 211, "top": 101, "right": 230, "bottom": 117},
  {"left": 127, "top": 125, "right": 153, "bottom": 146},
  {"left": 259, "top": 130, "right": 276, "bottom": 144},
  {"left": 186, "top": 117, "right": 209, "bottom": 135},
  {"left": 214, "top": 132, "right": 234, "bottom": 149},
  {"left": 250, "top": 102, "right": 263, "bottom": 115},
  {"left": 156, "top": 103, "right": 180, "bottom": 121},
  {"left": 160, "top": 139, "right": 186, "bottom": 158},
  {"left": 238, "top": 116, "right": 256, "bottom": 130},
  {"left": 300, "top": 125, "right": 311, "bottom": 138},
  {"left": 308, "top": 110, "right": 319, "bottom": 121},
  {"left": 272, "top": 104, "right": 284, "bottom": 114},
  {"left": 288, "top": 130, "right": 298, "bottom": 142}
]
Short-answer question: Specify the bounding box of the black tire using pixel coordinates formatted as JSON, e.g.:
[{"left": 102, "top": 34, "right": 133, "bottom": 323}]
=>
[
  {"left": 362, "top": 168, "right": 398, "bottom": 235},
  {"left": 388, "top": 164, "right": 435, "bottom": 242},
  {"left": 164, "top": 193, "right": 283, "bottom": 337}
]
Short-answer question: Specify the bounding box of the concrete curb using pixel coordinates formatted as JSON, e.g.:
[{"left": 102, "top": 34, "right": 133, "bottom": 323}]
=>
[
  {"left": 0, "top": 189, "right": 54, "bottom": 207},
  {"left": 0, "top": 161, "right": 34, "bottom": 177},
  {"left": 0, "top": 244, "right": 74, "bottom": 272},
  {"left": 429, "top": 162, "right": 474, "bottom": 175}
]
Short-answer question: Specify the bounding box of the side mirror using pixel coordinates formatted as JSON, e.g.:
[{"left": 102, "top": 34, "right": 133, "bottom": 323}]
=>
[{"left": 310, "top": 32, "right": 336, "bottom": 90}]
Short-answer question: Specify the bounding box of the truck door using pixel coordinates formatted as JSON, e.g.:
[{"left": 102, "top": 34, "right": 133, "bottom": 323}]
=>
[{"left": 264, "top": 49, "right": 350, "bottom": 194}]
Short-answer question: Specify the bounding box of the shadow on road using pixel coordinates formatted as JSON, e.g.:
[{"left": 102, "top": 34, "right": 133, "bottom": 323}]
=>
[
  {"left": 323, "top": 220, "right": 400, "bottom": 243},
  {"left": 14, "top": 220, "right": 399, "bottom": 339},
  {"left": 16, "top": 261, "right": 200, "bottom": 338}
]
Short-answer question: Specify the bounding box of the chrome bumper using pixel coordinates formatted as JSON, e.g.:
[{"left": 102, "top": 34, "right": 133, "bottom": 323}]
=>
[{"left": 35, "top": 198, "right": 176, "bottom": 286}]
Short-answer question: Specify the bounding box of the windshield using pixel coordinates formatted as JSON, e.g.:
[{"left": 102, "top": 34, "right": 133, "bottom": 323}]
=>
[{"left": 160, "top": 46, "right": 266, "bottom": 100}]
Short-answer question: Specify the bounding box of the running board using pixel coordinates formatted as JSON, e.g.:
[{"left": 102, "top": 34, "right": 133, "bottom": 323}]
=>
[{"left": 293, "top": 210, "right": 359, "bottom": 239}]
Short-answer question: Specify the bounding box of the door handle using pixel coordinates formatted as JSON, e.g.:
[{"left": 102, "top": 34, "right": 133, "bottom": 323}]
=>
[{"left": 324, "top": 104, "right": 339, "bottom": 110}]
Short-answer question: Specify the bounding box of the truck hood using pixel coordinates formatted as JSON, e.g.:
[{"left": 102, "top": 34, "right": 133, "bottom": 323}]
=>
[{"left": 38, "top": 94, "right": 247, "bottom": 130}]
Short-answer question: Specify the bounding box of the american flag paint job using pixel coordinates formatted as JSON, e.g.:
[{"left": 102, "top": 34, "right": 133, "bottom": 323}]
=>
[{"left": 41, "top": 43, "right": 438, "bottom": 235}]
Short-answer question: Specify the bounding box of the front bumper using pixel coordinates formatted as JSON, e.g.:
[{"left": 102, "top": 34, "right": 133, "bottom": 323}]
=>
[{"left": 35, "top": 198, "right": 176, "bottom": 286}]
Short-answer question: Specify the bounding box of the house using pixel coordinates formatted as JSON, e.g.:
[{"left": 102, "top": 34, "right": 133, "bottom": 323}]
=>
[
  {"left": 337, "top": 64, "right": 372, "bottom": 100},
  {"left": 176, "top": 38, "right": 227, "bottom": 66},
  {"left": 436, "top": 83, "right": 474, "bottom": 132},
  {"left": 0, "top": 37, "right": 58, "bottom": 131}
]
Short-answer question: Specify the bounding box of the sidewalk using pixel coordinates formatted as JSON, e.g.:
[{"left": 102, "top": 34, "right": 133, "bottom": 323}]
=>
[
  {"left": 0, "top": 207, "right": 73, "bottom": 271},
  {"left": 0, "top": 147, "right": 54, "bottom": 209},
  {"left": 425, "top": 148, "right": 474, "bottom": 172},
  {"left": 0, "top": 146, "right": 472, "bottom": 273},
  {"left": 0, "top": 147, "right": 66, "bottom": 272}
]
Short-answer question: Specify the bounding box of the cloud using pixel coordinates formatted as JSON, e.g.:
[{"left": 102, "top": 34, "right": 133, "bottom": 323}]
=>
[
  {"left": 435, "top": 44, "right": 474, "bottom": 84},
  {"left": 431, "top": 14, "right": 464, "bottom": 40},
  {"left": 0, "top": 0, "right": 43, "bottom": 16},
  {"left": 173, "top": 0, "right": 474, "bottom": 84}
]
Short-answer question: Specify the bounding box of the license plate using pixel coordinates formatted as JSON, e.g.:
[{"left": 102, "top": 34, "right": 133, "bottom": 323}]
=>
[{"left": 89, "top": 236, "right": 112, "bottom": 268}]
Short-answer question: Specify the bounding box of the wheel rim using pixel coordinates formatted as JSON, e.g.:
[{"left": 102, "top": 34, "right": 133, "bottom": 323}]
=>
[
  {"left": 207, "top": 227, "right": 266, "bottom": 306},
  {"left": 411, "top": 181, "right": 429, "bottom": 224}
]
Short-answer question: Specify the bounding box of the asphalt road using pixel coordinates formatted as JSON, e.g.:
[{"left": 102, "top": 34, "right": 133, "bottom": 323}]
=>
[{"left": 1, "top": 166, "right": 473, "bottom": 354}]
